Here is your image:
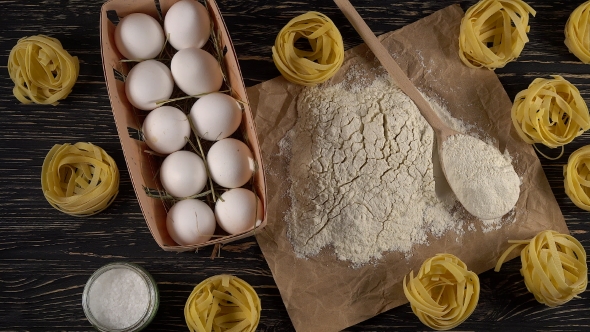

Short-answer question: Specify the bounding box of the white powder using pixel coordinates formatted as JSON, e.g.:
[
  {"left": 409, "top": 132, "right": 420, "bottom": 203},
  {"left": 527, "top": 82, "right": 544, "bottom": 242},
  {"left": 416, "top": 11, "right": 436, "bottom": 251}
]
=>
[
  {"left": 441, "top": 134, "right": 521, "bottom": 220},
  {"left": 285, "top": 75, "right": 464, "bottom": 266},
  {"left": 481, "top": 209, "right": 516, "bottom": 232},
  {"left": 88, "top": 268, "right": 150, "bottom": 329},
  {"left": 429, "top": 95, "right": 518, "bottom": 232},
  {"left": 428, "top": 95, "right": 473, "bottom": 135}
]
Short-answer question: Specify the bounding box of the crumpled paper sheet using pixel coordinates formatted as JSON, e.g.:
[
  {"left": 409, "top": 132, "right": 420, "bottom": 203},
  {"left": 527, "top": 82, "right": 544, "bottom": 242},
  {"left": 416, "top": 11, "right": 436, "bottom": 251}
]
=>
[{"left": 247, "top": 4, "right": 568, "bottom": 332}]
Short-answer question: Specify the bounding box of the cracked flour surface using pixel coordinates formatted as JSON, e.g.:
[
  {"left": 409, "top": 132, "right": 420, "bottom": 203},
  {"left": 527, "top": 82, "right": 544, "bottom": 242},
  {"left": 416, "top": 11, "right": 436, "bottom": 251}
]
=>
[{"left": 285, "top": 75, "right": 463, "bottom": 266}]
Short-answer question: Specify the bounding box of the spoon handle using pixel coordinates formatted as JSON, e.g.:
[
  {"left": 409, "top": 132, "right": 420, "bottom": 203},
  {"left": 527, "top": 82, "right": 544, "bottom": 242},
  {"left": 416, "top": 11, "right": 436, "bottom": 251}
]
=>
[{"left": 333, "top": 0, "right": 448, "bottom": 136}]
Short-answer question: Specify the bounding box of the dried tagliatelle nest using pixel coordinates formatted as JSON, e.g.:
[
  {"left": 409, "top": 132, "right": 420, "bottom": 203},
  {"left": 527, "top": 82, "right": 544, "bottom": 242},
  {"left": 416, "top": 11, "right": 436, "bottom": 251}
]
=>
[
  {"left": 459, "top": 0, "right": 536, "bottom": 69},
  {"left": 511, "top": 76, "right": 590, "bottom": 158},
  {"left": 565, "top": 1, "right": 590, "bottom": 63},
  {"left": 403, "top": 253, "right": 480, "bottom": 330},
  {"left": 564, "top": 145, "right": 590, "bottom": 211},
  {"left": 8, "top": 35, "right": 79, "bottom": 105},
  {"left": 41, "top": 142, "right": 119, "bottom": 216},
  {"left": 272, "top": 11, "right": 344, "bottom": 86},
  {"left": 495, "top": 230, "right": 588, "bottom": 307},
  {"left": 184, "top": 274, "right": 260, "bottom": 332}
]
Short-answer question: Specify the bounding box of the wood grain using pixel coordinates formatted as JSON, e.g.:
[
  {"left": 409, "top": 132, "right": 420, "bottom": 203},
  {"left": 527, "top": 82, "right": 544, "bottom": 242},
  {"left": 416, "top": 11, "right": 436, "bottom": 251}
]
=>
[{"left": 0, "top": 0, "right": 589, "bottom": 331}]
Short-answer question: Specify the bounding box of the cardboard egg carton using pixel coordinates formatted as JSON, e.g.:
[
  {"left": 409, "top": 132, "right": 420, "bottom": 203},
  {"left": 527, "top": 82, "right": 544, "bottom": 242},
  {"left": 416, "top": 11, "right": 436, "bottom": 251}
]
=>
[{"left": 99, "top": 0, "right": 267, "bottom": 251}]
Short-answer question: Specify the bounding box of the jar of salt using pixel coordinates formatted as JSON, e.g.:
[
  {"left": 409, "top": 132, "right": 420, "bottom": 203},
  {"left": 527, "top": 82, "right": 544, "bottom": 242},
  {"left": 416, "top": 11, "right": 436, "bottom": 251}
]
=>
[{"left": 82, "top": 262, "right": 159, "bottom": 331}]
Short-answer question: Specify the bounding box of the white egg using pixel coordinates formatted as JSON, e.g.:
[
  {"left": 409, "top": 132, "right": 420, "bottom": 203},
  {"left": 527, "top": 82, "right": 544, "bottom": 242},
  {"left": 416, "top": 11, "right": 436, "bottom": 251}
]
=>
[
  {"left": 160, "top": 151, "right": 207, "bottom": 198},
  {"left": 189, "top": 93, "right": 242, "bottom": 141},
  {"left": 114, "top": 13, "right": 165, "bottom": 60},
  {"left": 164, "top": 0, "right": 211, "bottom": 50},
  {"left": 171, "top": 48, "right": 222, "bottom": 96},
  {"left": 166, "top": 199, "right": 216, "bottom": 245},
  {"left": 142, "top": 106, "right": 190, "bottom": 154},
  {"left": 215, "top": 188, "right": 263, "bottom": 235},
  {"left": 207, "top": 138, "right": 254, "bottom": 188},
  {"left": 125, "top": 60, "right": 174, "bottom": 110}
]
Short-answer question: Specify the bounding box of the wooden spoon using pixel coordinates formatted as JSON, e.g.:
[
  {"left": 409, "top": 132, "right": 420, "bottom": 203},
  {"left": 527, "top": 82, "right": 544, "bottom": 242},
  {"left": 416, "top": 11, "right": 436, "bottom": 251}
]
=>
[
  {"left": 333, "top": 0, "right": 458, "bottom": 149},
  {"left": 332, "top": 0, "right": 520, "bottom": 220}
]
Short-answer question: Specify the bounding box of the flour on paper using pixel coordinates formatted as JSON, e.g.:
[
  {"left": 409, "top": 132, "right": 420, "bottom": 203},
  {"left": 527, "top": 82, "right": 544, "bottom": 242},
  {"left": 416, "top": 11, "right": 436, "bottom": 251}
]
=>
[
  {"left": 282, "top": 72, "right": 518, "bottom": 266},
  {"left": 284, "top": 74, "right": 457, "bottom": 266}
]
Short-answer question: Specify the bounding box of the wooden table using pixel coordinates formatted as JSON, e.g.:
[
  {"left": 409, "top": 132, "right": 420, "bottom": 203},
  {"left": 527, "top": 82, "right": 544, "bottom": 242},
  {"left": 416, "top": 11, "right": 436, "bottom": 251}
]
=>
[{"left": 1, "top": 0, "right": 589, "bottom": 330}]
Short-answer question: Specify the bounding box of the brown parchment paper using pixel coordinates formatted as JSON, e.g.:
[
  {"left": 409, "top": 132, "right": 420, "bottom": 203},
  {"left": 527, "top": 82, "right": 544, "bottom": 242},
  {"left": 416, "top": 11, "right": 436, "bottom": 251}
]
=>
[{"left": 247, "top": 5, "right": 568, "bottom": 332}]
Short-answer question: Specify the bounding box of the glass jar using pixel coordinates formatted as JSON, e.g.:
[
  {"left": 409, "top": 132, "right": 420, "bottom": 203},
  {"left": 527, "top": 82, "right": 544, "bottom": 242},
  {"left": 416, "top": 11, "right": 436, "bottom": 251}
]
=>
[{"left": 82, "top": 262, "right": 159, "bottom": 332}]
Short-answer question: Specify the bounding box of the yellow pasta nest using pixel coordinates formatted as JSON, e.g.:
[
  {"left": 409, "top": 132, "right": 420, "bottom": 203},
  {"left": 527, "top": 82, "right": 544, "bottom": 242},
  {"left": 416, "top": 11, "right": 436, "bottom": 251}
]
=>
[
  {"left": 8, "top": 35, "right": 79, "bottom": 105},
  {"left": 511, "top": 76, "right": 590, "bottom": 149},
  {"left": 565, "top": 1, "right": 590, "bottom": 63},
  {"left": 495, "top": 230, "right": 587, "bottom": 307},
  {"left": 41, "top": 142, "right": 119, "bottom": 216},
  {"left": 459, "top": 0, "right": 536, "bottom": 69},
  {"left": 271, "top": 11, "right": 344, "bottom": 86},
  {"left": 185, "top": 275, "right": 261, "bottom": 332},
  {"left": 403, "top": 254, "right": 480, "bottom": 331},
  {"left": 564, "top": 145, "right": 590, "bottom": 211}
]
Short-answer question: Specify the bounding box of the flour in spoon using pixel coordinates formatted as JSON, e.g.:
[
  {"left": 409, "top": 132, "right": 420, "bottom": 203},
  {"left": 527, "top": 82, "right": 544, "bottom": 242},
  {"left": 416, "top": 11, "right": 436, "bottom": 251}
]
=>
[
  {"left": 441, "top": 134, "right": 521, "bottom": 220},
  {"left": 284, "top": 74, "right": 465, "bottom": 266}
]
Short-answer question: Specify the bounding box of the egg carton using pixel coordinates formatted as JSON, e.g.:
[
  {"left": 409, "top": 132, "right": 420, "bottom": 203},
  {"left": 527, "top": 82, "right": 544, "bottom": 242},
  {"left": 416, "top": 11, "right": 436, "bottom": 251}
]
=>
[{"left": 99, "top": 0, "right": 267, "bottom": 251}]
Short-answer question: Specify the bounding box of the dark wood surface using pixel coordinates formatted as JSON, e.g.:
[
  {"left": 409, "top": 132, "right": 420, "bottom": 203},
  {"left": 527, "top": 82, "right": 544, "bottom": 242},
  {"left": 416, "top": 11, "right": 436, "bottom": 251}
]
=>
[{"left": 1, "top": 0, "right": 589, "bottom": 331}]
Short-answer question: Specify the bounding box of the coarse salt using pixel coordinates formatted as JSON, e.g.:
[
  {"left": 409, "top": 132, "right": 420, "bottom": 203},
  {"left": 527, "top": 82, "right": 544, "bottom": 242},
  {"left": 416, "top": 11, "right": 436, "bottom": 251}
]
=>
[{"left": 87, "top": 268, "right": 150, "bottom": 330}]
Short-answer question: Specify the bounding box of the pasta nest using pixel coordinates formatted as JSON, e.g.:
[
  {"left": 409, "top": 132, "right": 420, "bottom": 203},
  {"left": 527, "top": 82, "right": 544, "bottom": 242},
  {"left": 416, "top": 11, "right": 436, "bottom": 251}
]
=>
[
  {"left": 565, "top": 1, "right": 590, "bottom": 64},
  {"left": 185, "top": 275, "right": 261, "bottom": 332},
  {"left": 41, "top": 142, "right": 119, "bottom": 216},
  {"left": 8, "top": 35, "right": 79, "bottom": 105},
  {"left": 403, "top": 253, "right": 480, "bottom": 331},
  {"left": 511, "top": 75, "right": 590, "bottom": 148},
  {"left": 564, "top": 145, "right": 590, "bottom": 211},
  {"left": 495, "top": 230, "right": 587, "bottom": 307},
  {"left": 271, "top": 11, "right": 344, "bottom": 86},
  {"left": 458, "top": 0, "right": 536, "bottom": 70}
]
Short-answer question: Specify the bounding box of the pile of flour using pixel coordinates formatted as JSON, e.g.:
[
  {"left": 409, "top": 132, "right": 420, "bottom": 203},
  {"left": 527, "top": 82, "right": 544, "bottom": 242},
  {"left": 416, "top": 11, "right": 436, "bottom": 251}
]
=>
[{"left": 284, "top": 75, "right": 465, "bottom": 266}]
